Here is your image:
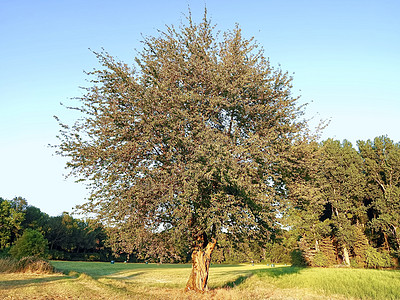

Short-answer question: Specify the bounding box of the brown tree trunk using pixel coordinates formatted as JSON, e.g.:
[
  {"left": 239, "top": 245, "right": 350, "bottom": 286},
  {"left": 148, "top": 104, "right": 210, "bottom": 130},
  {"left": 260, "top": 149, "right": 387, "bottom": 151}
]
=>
[
  {"left": 185, "top": 237, "right": 217, "bottom": 293},
  {"left": 384, "top": 232, "right": 390, "bottom": 251}
]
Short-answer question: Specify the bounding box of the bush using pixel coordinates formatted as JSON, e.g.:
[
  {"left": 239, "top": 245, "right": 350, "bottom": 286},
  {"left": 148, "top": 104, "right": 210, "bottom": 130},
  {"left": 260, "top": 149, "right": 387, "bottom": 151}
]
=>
[
  {"left": 313, "top": 251, "right": 330, "bottom": 267},
  {"left": 290, "top": 249, "right": 307, "bottom": 266},
  {"left": 365, "top": 246, "right": 394, "bottom": 269},
  {"left": 10, "top": 229, "right": 48, "bottom": 260},
  {"left": 0, "top": 256, "right": 54, "bottom": 273},
  {"left": 0, "top": 257, "right": 17, "bottom": 273},
  {"left": 85, "top": 253, "right": 101, "bottom": 261},
  {"left": 16, "top": 256, "right": 54, "bottom": 273},
  {"left": 48, "top": 249, "right": 67, "bottom": 260},
  {"left": 0, "top": 247, "right": 11, "bottom": 258}
]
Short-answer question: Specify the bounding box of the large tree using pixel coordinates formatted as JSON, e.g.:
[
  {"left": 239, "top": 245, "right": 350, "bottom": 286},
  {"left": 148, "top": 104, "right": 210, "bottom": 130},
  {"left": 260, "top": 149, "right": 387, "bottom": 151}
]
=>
[
  {"left": 358, "top": 136, "right": 400, "bottom": 252},
  {"left": 285, "top": 139, "right": 368, "bottom": 266},
  {"left": 56, "top": 12, "right": 307, "bottom": 291}
]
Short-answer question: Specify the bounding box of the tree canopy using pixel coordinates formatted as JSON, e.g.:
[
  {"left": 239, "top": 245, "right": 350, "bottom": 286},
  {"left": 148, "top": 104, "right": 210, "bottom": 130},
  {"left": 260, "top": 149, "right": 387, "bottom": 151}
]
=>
[
  {"left": 285, "top": 136, "right": 400, "bottom": 268},
  {"left": 0, "top": 197, "right": 24, "bottom": 248},
  {"left": 56, "top": 12, "right": 308, "bottom": 291}
]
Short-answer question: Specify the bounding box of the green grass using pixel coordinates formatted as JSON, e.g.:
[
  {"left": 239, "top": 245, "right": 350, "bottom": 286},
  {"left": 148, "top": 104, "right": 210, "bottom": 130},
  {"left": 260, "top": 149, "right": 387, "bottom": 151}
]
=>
[
  {"left": 250, "top": 266, "right": 400, "bottom": 299},
  {"left": 1, "top": 261, "right": 399, "bottom": 299}
]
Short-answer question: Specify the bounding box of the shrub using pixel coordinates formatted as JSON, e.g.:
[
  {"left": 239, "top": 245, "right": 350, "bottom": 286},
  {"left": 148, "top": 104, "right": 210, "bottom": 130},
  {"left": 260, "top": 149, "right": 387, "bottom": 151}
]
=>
[
  {"left": 0, "top": 247, "right": 11, "bottom": 258},
  {"left": 0, "top": 257, "right": 18, "bottom": 273},
  {"left": 319, "top": 237, "right": 336, "bottom": 266},
  {"left": 365, "top": 246, "right": 394, "bottom": 269},
  {"left": 85, "top": 253, "right": 101, "bottom": 261},
  {"left": 313, "top": 251, "right": 330, "bottom": 267},
  {"left": 290, "top": 249, "right": 307, "bottom": 266},
  {"left": 48, "top": 249, "right": 66, "bottom": 260},
  {"left": 16, "top": 256, "right": 54, "bottom": 273},
  {"left": 0, "top": 256, "right": 54, "bottom": 273},
  {"left": 10, "top": 229, "right": 48, "bottom": 259},
  {"left": 352, "top": 227, "right": 369, "bottom": 268}
]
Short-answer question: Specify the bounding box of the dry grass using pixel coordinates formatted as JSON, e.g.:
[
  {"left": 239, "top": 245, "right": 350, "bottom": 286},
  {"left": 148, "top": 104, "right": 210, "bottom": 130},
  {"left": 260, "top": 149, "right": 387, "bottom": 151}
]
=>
[
  {"left": 0, "top": 273, "right": 336, "bottom": 300},
  {"left": 1, "top": 261, "right": 399, "bottom": 299},
  {"left": 0, "top": 256, "right": 54, "bottom": 274}
]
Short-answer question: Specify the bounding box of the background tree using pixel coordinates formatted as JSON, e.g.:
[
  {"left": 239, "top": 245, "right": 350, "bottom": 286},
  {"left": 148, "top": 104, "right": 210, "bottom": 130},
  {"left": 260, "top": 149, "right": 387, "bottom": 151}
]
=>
[
  {"left": 286, "top": 138, "right": 399, "bottom": 268},
  {"left": 21, "top": 205, "right": 50, "bottom": 234},
  {"left": 319, "top": 139, "right": 367, "bottom": 266},
  {"left": 358, "top": 136, "right": 400, "bottom": 256},
  {"left": 0, "top": 197, "right": 24, "bottom": 249},
  {"left": 283, "top": 139, "right": 329, "bottom": 266},
  {"left": 10, "top": 229, "right": 49, "bottom": 259},
  {"left": 56, "top": 12, "right": 307, "bottom": 291}
]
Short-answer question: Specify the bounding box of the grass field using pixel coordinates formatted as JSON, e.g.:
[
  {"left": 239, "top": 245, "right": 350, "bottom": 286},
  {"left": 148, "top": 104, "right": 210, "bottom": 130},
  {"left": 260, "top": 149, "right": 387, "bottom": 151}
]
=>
[{"left": 1, "top": 261, "right": 400, "bottom": 299}]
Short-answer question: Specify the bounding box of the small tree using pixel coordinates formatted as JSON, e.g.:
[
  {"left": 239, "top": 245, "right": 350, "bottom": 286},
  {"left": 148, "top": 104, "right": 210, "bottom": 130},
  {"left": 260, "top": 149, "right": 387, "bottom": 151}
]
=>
[
  {"left": 10, "top": 229, "right": 48, "bottom": 259},
  {"left": 56, "top": 11, "right": 307, "bottom": 292}
]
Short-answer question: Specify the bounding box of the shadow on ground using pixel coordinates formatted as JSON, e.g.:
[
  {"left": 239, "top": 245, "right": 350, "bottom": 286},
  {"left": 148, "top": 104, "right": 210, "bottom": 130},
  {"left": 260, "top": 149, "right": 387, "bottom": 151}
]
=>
[
  {"left": 222, "top": 273, "right": 254, "bottom": 288},
  {"left": 254, "top": 266, "right": 305, "bottom": 278},
  {"left": 0, "top": 275, "right": 66, "bottom": 290},
  {"left": 107, "top": 271, "right": 147, "bottom": 280},
  {"left": 219, "top": 266, "right": 305, "bottom": 289}
]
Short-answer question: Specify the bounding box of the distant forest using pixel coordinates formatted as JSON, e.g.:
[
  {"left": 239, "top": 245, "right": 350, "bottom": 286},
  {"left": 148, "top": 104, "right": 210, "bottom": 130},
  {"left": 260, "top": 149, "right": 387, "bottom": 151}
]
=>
[{"left": 1, "top": 135, "right": 399, "bottom": 268}]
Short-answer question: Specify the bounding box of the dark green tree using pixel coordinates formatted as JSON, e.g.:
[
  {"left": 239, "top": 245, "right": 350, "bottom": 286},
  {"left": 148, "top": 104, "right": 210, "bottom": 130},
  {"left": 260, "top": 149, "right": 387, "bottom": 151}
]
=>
[
  {"left": 320, "top": 139, "right": 366, "bottom": 266},
  {"left": 358, "top": 136, "right": 400, "bottom": 253},
  {"left": 46, "top": 214, "right": 68, "bottom": 252},
  {"left": 21, "top": 205, "right": 50, "bottom": 234},
  {"left": 286, "top": 139, "right": 367, "bottom": 266},
  {"left": 10, "top": 229, "right": 49, "bottom": 259},
  {"left": 44, "top": 212, "right": 109, "bottom": 260},
  {"left": 46, "top": 213, "right": 83, "bottom": 253},
  {"left": 283, "top": 139, "right": 329, "bottom": 266},
  {"left": 56, "top": 12, "right": 307, "bottom": 291}
]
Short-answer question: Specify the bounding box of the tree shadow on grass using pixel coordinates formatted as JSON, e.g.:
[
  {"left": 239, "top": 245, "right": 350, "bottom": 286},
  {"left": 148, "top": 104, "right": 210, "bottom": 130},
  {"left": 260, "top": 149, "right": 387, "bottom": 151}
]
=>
[
  {"left": 106, "top": 271, "right": 147, "bottom": 280},
  {"left": 216, "top": 266, "right": 306, "bottom": 289},
  {"left": 0, "top": 275, "right": 66, "bottom": 290},
  {"left": 222, "top": 273, "right": 254, "bottom": 288},
  {"left": 253, "top": 266, "right": 305, "bottom": 278}
]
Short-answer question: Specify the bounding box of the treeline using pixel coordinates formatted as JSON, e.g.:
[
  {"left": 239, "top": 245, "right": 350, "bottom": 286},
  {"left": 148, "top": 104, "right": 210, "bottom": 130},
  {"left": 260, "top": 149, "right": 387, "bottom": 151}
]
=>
[
  {"left": 2, "top": 136, "right": 399, "bottom": 268},
  {"left": 1, "top": 196, "right": 277, "bottom": 263},
  {"left": 0, "top": 197, "right": 112, "bottom": 261},
  {"left": 285, "top": 136, "right": 400, "bottom": 268}
]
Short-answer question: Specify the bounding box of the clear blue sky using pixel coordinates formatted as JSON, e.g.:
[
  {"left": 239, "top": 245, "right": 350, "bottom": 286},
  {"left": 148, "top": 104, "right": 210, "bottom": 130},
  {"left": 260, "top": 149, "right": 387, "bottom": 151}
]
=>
[{"left": 1, "top": 0, "right": 399, "bottom": 216}]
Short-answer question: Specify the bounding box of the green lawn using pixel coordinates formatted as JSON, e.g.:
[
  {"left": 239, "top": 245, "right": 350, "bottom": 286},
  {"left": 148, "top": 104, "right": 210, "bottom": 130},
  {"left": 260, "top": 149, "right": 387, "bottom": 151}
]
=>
[{"left": 1, "top": 261, "right": 399, "bottom": 299}]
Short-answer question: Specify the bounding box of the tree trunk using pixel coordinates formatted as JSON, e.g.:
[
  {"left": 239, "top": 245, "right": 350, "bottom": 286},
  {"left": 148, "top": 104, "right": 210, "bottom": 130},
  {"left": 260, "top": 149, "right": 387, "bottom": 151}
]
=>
[
  {"left": 343, "top": 245, "right": 350, "bottom": 266},
  {"left": 185, "top": 237, "right": 217, "bottom": 293},
  {"left": 384, "top": 232, "right": 390, "bottom": 251}
]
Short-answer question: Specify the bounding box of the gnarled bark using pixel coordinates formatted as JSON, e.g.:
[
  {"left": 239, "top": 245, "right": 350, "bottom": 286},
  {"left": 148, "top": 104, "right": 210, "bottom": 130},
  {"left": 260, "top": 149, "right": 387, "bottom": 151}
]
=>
[{"left": 185, "top": 236, "right": 217, "bottom": 293}]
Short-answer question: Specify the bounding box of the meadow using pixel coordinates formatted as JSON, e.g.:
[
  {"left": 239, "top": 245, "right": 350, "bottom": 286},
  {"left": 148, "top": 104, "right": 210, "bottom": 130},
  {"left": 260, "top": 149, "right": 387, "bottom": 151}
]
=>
[{"left": 1, "top": 261, "right": 400, "bottom": 299}]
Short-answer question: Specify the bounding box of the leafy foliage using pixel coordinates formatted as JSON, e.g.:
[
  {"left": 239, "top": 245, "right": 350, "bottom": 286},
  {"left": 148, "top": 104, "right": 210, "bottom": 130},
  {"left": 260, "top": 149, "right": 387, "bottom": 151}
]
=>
[
  {"left": 0, "top": 197, "right": 25, "bottom": 248},
  {"left": 0, "top": 198, "right": 111, "bottom": 262},
  {"left": 10, "top": 229, "right": 48, "bottom": 259},
  {"left": 56, "top": 13, "right": 306, "bottom": 262},
  {"left": 365, "top": 247, "right": 394, "bottom": 269},
  {"left": 286, "top": 136, "right": 400, "bottom": 268},
  {"left": 358, "top": 137, "right": 400, "bottom": 252}
]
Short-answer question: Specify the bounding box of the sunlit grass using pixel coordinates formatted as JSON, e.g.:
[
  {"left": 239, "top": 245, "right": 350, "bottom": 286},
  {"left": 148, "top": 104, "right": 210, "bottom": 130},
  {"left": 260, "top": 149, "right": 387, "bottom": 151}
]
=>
[
  {"left": 263, "top": 267, "right": 400, "bottom": 300},
  {"left": 1, "top": 261, "right": 399, "bottom": 299}
]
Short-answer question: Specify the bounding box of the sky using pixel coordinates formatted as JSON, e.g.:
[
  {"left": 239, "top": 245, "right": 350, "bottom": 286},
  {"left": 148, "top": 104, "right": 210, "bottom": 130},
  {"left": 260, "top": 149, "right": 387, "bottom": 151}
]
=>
[{"left": 1, "top": 0, "right": 399, "bottom": 216}]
